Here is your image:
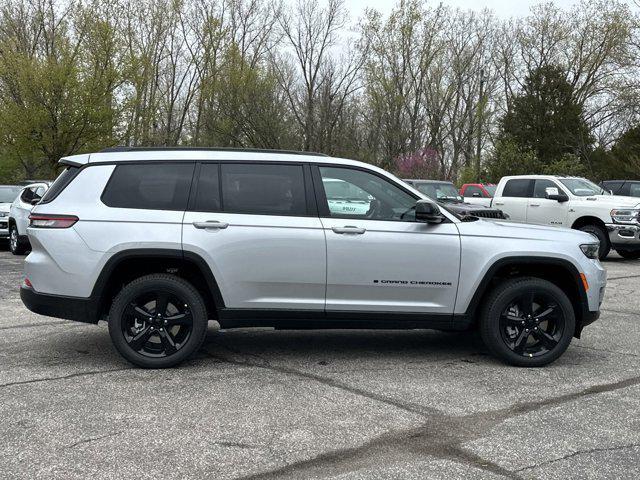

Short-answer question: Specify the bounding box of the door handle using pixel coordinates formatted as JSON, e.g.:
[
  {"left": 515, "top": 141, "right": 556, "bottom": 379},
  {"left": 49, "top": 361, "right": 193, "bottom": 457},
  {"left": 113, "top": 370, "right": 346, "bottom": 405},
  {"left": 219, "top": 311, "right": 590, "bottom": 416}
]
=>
[
  {"left": 332, "top": 226, "right": 366, "bottom": 234},
  {"left": 494, "top": 202, "right": 504, "bottom": 206},
  {"left": 530, "top": 203, "right": 540, "bottom": 207},
  {"left": 193, "top": 221, "right": 229, "bottom": 230}
]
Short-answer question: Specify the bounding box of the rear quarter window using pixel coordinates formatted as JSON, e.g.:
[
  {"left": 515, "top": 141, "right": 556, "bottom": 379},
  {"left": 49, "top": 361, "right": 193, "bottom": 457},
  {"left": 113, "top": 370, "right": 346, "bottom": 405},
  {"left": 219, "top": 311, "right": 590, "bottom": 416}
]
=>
[
  {"left": 40, "top": 167, "right": 79, "bottom": 204},
  {"left": 101, "top": 163, "right": 195, "bottom": 211}
]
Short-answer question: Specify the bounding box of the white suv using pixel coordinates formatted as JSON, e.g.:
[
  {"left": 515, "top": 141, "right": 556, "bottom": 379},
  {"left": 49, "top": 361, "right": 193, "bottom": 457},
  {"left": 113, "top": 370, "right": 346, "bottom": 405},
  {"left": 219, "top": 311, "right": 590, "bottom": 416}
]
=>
[
  {"left": 21, "top": 148, "right": 606, "bottom": 368},
  {"left": 492, "top": 175, "right": 640, "bottom": 260},
  {"left": 8, "top": 182, "right": 50, "bottom": 255}
]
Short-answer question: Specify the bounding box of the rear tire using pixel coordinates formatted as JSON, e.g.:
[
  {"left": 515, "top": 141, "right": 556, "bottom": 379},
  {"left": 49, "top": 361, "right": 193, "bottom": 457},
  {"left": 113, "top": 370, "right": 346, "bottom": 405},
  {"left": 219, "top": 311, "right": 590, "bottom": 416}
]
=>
[
  {"left": 9, "top": 225, "right": 28, "bottom": 255},
  {"left": 479, "top": 277, "right": 575, "bottom": 367},
  {"left": 577, "top": 224, "right": 609, "bottom": 260},
  {"left": 108, "top": 274, "right": 208, "bottom": 368},
  {"left": 616, "top": 249, "right": 640, "bottom": 260}
]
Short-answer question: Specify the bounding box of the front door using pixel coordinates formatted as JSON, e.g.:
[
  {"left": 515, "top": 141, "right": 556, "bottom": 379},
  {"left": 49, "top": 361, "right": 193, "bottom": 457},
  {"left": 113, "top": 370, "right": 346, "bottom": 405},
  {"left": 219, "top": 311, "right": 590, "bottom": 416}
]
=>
[
  {"left": 527, "top": 179, "right": 570, "bottom": 227},
  {"left": 182, "top": 162, "right": 326, "bottom": 311},
  {"left": 313, "top": 165, "right": 460, "bottom": 314}
]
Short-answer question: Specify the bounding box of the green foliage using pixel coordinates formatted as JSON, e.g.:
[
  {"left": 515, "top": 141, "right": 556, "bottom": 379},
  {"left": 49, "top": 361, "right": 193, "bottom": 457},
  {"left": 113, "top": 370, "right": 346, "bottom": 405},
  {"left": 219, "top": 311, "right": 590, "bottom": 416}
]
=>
[
  {"left": 498, "top": 65, "right": 592, "bottom": 168},
  {"left": 588, "top": 125, "right": 640, "bottom": 180},
  {"left": 541, "top": 154, "right": 587, "bottom": 176},
  {"left": 484, "top": 140, "right": 541, "bottom": 183}
]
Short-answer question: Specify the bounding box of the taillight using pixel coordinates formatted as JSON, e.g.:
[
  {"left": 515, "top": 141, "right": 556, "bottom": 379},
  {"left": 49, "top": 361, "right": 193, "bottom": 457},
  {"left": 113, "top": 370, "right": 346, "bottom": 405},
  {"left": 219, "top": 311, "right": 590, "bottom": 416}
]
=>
[{"left": 29, "top": 214, "right": 78, "bottom": 228}]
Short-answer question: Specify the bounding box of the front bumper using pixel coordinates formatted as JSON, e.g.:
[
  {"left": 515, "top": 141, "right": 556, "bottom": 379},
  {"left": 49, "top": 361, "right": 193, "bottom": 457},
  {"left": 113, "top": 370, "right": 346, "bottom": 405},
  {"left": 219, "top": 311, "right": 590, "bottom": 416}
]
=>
[
  {"left": 20, "top": 286, "right": 98, "bottom": 324},
  {"left": 606, "top": 223, "right": 640, "bottom": 249},
  {"left": 0, "top": 219, "right": 8, "bottom": 237}
]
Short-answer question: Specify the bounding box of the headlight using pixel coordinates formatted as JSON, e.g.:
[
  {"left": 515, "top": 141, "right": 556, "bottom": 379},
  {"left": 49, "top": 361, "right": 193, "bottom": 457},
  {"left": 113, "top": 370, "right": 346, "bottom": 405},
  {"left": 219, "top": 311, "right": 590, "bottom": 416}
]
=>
[
  {"left": 0, "top": 212, "right": 7, "bottom": 218},
  {"left": 580, "top": 243, "right": 600, "bottom": 259},
  {"left": 611, "top": 208, "right": 640, "bottom": 224}
]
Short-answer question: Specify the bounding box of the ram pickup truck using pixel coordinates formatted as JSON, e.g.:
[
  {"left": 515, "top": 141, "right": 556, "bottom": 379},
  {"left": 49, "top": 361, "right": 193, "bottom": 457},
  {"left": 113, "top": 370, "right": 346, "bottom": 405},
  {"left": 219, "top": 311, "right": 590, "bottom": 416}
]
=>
[
  {"left": 491, "top": 175, "right": 640, "bottom": 259},
  {"left": 460, "top": 183, "right": 496, "bottom": 207}
]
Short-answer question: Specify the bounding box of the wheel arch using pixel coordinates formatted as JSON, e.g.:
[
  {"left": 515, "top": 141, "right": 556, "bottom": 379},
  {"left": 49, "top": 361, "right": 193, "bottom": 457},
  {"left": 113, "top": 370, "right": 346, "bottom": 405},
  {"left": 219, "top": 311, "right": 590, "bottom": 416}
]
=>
[
  {"left": 571, "top": 215, "right": 607, "bottom": 232},
  {"left": 92, "top": 249, "right": 224, "bottom": 322},
  {"left": 465, "top": 256, "right": 589, "bottom": 338}
]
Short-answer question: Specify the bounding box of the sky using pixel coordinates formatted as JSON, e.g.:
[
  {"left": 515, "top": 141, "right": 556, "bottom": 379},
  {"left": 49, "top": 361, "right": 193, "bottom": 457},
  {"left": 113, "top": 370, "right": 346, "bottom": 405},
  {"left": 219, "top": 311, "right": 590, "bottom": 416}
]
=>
[{"left": 344, "top": 0, "right": 586, "bottom": 20}]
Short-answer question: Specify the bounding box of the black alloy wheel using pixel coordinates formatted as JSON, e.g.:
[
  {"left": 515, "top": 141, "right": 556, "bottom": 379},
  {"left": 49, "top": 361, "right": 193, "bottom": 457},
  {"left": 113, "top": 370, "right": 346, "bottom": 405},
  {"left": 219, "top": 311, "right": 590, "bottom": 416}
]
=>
[
  {"left": 480, "top": 277, "right": 575, "bottom": 367},
  {"left": 109, "top": 274, "right": 208, "bottom": 368}
]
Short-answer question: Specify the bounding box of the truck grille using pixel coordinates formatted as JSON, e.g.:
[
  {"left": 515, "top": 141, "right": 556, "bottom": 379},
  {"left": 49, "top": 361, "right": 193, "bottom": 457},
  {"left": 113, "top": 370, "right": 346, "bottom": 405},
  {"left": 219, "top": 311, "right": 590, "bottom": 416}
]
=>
[{"left": 469, "top": 210, "right": 505, "bottom": 219}]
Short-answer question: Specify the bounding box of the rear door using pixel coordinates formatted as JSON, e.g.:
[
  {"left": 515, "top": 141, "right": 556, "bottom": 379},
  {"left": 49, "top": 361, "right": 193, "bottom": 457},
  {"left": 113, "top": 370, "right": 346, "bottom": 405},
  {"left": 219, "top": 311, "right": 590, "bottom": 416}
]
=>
[
  {"left": 182, "top": 162, "right": 326, "bottom": 311},
  {"left": 493, "top": 179, "right": 533, "bottom": 222},
  {"left": 313, "top": 165, "right": 460, "bottom": 314}
]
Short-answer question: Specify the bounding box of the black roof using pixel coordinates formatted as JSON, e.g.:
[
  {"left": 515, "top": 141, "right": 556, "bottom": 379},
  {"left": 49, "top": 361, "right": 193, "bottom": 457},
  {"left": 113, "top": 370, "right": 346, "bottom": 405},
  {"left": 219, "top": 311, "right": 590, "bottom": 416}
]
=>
[{"left": 100, "top": 146, "right": 328, "bottom": 157}]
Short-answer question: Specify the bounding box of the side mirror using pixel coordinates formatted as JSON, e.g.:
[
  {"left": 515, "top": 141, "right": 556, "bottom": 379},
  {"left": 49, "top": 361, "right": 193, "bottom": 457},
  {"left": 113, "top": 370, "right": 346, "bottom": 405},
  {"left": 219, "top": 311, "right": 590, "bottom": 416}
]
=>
[
  {"left": 30, "top": 197, "right": 41, "bottom": 206},
  {"left": 415, "top": 200, "right": 444, "bottom": 224},
  {"left": 545, "top": 187, "right": 569, "bottom": 203}
]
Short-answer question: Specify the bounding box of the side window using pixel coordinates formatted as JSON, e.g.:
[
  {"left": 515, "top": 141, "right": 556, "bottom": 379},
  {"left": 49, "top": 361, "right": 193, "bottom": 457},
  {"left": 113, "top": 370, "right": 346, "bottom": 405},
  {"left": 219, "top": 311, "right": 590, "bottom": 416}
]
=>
[
  {"left": 194, "top": 163, "right": 221, "bottom": 212},
  {"left": 318, "top": 166, "right": 416, "bottom": 221},
  {"left": 629, "top": 183, "right": 640, "bottom": 197},
  {"left": 533, "top": 179, "right": 561, "bottom": 199},
  {"left": 102, "top": 163, "right": 195, "bottom": 211},
  {"left": 20, "top": 187, "right": 35, "bottom": 203},
  {"left": 220, "top": 163, "right": 307, "bottom": 216},
  {"left": 463, "top": 185, "right": 484, "bottom": 197},
  {"left": 502, "top": 179, "right": 533, "bottom": 198}
]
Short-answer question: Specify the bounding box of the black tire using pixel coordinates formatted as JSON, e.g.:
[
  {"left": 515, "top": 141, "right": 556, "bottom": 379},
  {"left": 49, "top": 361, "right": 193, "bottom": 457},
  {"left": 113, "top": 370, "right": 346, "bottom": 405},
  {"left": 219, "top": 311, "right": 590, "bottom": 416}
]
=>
[
  {"left": 9, "top": 224, "right": 28, "bottom": 255},
  {"left": 108, "top": 274, "right": 208, "bottom": 368},
  {"left": 577, "top": 224, "right": 609, "bottom": 260},
  {"left": 616, "top": 249, "right": 640, "bottom": 260},
  {"left": 479, "top": 277, "right": 575, "bottom": 367}
]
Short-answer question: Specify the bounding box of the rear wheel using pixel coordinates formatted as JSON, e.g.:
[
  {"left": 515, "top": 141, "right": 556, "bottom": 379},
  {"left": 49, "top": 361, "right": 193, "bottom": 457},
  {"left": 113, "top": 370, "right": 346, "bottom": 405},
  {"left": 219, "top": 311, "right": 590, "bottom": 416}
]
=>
[
  {"left": 108, "top": 274, "right": 208, "bottom": 368},
  {"left": 479, "top": 277, "right": 575, "bottom": 367},
  {"left": 616, "top": 249, "right": 640, "bottom": 260},
  {"left": 577, "top": 224, "right": 609, "bottom": 260},
  {"left": 9, "top": 225, "right": 28, "bottom": 255}
]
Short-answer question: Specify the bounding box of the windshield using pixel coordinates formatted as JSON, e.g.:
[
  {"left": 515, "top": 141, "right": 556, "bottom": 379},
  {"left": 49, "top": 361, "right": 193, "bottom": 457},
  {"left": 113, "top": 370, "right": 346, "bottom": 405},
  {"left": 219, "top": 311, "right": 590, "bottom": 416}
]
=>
[
  {"left": 559, "top": 178, "right": 606, "bottom": 197},
  {"left": 0, "top": 186, "right": 20, "bottom": 203},
  {"left": 415, "top": 182, "right": 462, "bottom": 202},
  {"left": 484, "top": 185, "right": 496, "bottom": 196}
]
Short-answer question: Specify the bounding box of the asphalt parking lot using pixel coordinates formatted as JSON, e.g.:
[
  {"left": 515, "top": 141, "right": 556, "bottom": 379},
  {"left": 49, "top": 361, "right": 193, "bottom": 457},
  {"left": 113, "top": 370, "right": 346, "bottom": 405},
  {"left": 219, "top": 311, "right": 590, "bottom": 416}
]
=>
[{"left": 0, "top": 248, "right": 639, "bottom": 479}]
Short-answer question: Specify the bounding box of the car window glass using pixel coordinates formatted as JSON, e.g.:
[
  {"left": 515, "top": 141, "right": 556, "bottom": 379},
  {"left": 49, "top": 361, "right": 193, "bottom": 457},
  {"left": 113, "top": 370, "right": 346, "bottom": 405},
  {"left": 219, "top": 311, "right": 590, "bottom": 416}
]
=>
[
  {"left": 102, "top": 163, "right": 194, "bottom": 211},
  {"left": 20, "top": 187, "right": 35, "bottom": 203},
  {"left": 629, "top": 183, "right": 640, "bottom": 197},
  {"left": 319, "top": 166, "right": 416, "bottom": 221},
  {"left": 502, "top": 179, "right": 532, "bottom": 198},
  {"left": 484, "top": 185, "right": 496, "bottom": 196},
  {"left": 194, "top": 163, "right": 221, "bottom": 212},
  {"left": 415, "top": 182, "right": 460, "bottom": 201},
  {"left": 463, "top": 185, "right": 484, "bottom": 197},
  {"left": 0, "top": 186, "right": 20, "bottom": 203},
  {"left": 221, "top": 163, "right": 306, "bottom": 216},
  {"left": 533, "top": 179, "right": 560, "bottom": 198}
]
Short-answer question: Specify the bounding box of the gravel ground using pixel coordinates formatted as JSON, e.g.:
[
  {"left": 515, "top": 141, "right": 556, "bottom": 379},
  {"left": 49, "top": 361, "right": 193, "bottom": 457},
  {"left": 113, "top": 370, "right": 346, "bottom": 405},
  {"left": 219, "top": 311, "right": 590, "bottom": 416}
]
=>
[{"left": 0, "top": 247, "right": 639, "bottom": 479}]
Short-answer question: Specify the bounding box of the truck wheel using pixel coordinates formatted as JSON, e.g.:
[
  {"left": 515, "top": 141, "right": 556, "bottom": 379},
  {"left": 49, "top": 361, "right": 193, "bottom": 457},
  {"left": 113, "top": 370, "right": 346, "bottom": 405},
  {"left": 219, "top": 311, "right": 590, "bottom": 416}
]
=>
[
  {"left": 577, "top": 224, "right": 609, "bottom": 260},
  {"left": 479, "top": 277, "right": 575, "bottom": 367},
  {"left": 616, "top": 250, "right": 640, "bottom": 260},
  {"left": 9, "top": 225, "right": 28, "bottom": 255},
  {"left": 108, "top": 274, "right": 208, "bottom": 368}
]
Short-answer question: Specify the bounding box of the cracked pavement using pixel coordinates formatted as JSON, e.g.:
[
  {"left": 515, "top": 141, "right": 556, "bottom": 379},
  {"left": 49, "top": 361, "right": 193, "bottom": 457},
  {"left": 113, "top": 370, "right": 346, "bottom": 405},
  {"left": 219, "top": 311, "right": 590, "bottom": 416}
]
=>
[{"left": 0, "top": 248, "right": 639, "bottom": 479}]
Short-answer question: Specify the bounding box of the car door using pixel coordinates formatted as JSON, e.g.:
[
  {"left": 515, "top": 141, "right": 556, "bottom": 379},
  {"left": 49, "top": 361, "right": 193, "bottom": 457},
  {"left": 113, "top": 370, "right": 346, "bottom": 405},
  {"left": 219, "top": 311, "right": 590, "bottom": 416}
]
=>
[
  {"left": 492, "top": 179, "right": 532, "bottom": 222},
  {"left": 527, "top": 179, "right": 570, "bottom": 227},
  {"left": 182, "top": 162, "right": 326, "bottom": 311},
  {"left": 313, "top": 165, "right": 460, "bottom": 314}
]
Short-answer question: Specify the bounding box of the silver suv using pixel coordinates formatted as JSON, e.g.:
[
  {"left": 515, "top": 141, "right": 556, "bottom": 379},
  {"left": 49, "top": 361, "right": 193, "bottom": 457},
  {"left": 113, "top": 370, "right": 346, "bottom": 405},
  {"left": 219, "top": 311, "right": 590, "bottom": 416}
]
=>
[{"left": 21, "top": 147, "right": 606, "bottom": 368}]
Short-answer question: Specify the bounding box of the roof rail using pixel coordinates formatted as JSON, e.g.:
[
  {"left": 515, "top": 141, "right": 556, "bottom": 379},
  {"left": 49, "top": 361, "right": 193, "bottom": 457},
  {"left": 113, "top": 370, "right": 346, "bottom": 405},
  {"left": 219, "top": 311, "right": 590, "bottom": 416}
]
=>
[{"left": 99, "top": 146, "right": 328, "bottom": 157}]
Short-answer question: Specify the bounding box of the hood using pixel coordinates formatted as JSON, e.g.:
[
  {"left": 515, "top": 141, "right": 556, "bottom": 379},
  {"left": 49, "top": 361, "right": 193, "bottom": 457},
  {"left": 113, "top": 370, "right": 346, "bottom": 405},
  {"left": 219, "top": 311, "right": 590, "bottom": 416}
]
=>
[
  {"left": 0, "top": 203, "right": 10, "bottom": 213},
  {"left": 457, "top": 218, "right": 595, "bottom": 244},
  {"left": 575, "top": 195, "right": 640, "bottom": 208}
]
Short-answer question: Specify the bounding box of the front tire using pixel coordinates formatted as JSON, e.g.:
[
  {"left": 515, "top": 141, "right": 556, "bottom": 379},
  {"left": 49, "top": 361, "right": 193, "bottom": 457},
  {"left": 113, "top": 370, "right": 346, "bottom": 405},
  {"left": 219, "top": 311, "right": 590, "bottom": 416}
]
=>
[
  {"left": 108, "top": 274, "right": 208, "bottom": 368},
  {"left": 479, "top": 277, "right": 575, "bottom": 367},
  {"left": 616, "top": 249, "right": 640, "bottom": 260},
  {"left": 577, "top": 224, "right": 609, "bottom": 260},
  {"left": 9, "top": 224, "right": 28, "bottom": 255}
]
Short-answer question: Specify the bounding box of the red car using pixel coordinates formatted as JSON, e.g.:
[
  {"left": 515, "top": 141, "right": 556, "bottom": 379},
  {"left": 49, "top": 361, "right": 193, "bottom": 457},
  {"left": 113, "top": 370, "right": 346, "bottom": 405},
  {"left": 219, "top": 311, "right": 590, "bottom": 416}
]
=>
[{"left": 459, "top": 183, "right": 496, "bottom": 199}]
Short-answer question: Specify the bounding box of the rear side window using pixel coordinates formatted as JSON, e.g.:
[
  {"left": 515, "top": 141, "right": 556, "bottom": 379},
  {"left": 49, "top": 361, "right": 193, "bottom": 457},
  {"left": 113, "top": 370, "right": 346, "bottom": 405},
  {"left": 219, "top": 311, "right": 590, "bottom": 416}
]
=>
[
  {"left": 193, "top": 163, "right": 221, "bottom": 212},
  {"left": 40, "top": 167, "right": 79, "bottom": 204},
  {"left": 502, "top": 179, "right": 532, "bottom": 198},
  {"left": 102, "top": 163, "right": 194, "bottom": 211},
  {"left": 220, "top": 163, "right": 307, "bottom": 216}
]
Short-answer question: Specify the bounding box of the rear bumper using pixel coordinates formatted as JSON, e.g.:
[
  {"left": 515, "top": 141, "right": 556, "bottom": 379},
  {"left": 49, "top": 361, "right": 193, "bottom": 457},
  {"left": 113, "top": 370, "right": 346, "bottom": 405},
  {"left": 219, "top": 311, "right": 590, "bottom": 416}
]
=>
[{"left": 20, "top": 286, "right": 98, "bottom": 324}]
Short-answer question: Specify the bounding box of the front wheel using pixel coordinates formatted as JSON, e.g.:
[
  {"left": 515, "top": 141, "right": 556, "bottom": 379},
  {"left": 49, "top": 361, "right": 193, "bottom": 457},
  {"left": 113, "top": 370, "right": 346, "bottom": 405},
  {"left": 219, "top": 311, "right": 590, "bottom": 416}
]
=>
[
  {"left": 108, "top": 274, "right": 209, "bottom": 368},
  {"left": 616, "top": 249, "right": 640, "bottom": 260},
  {"left": 479, "top": 277, "right": 575, "bottom": 367},
  {"left": 577, "top": 224, "right": 609, "bottom": 260},
  {"left": 9, "top": 224, "right": 28, "bottom": 255}
]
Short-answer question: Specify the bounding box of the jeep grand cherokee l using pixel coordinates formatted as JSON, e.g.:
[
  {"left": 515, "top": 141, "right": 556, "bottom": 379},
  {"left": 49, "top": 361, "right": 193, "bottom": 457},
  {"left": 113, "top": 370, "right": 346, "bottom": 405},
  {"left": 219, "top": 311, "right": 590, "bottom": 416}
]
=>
[{"left": 20, "top": 147, "right": 606, "bottom": 368}]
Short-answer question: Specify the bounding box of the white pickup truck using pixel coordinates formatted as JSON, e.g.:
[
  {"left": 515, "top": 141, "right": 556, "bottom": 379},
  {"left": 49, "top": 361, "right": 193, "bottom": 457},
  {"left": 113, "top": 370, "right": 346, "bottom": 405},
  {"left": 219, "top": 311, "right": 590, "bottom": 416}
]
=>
[{"left": 491, "top": 175, "right": 640, "bottom": 260}]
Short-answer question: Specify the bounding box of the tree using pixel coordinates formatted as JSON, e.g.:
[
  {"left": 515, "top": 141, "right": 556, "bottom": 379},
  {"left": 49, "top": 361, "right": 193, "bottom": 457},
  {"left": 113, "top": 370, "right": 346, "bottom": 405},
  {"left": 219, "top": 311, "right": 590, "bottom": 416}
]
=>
[{"left": 498, "top": 65, "right": 592, "bottom": 167}]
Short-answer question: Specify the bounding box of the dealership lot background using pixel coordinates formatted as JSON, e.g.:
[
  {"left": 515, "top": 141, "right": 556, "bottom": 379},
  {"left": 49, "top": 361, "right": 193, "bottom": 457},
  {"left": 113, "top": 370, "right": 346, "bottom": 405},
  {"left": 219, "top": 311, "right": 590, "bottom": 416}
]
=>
[{"left": 1, "top": 249, "right": 638, "bottom": 479}]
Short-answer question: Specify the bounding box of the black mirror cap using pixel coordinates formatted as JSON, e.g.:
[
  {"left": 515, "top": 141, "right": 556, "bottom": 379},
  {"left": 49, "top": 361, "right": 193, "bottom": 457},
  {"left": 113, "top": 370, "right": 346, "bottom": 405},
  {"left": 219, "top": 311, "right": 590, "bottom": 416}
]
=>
[
  {"left": 547, "top": 193, "right": 569, "bottom": 203},
  {"left": 415, "top": 200, "right": 444, "bottom": 223}
]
